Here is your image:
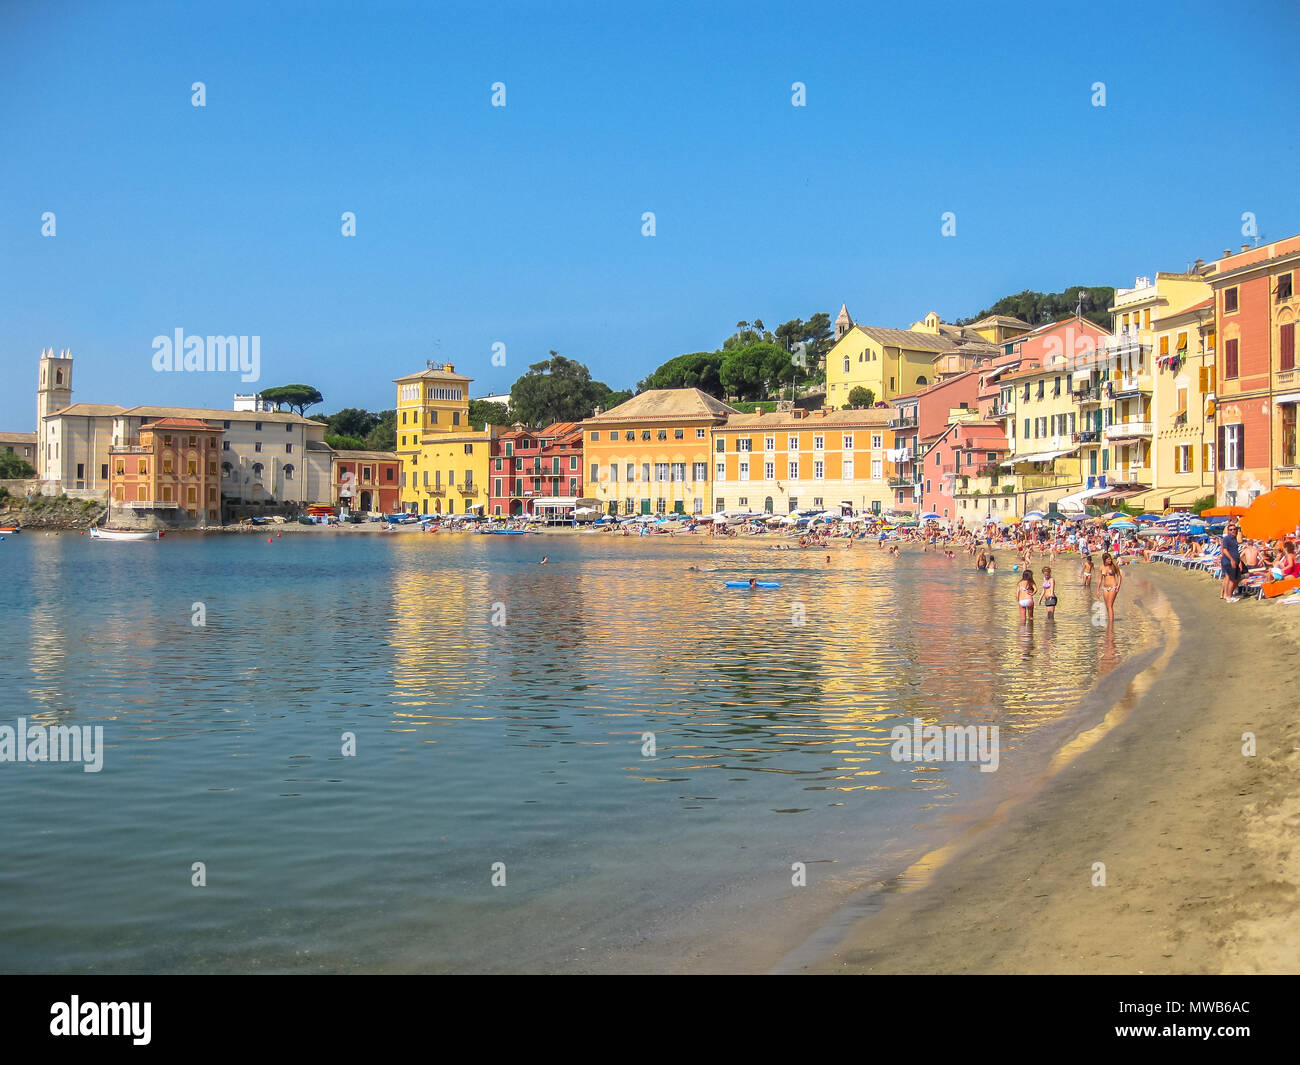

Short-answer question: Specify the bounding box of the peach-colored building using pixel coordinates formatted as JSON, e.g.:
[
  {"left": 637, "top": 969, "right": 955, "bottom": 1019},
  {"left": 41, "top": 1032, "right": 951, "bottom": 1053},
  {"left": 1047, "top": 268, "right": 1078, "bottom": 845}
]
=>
[{"left": 109, "top": 417, "right": 223, "bottom": 526}]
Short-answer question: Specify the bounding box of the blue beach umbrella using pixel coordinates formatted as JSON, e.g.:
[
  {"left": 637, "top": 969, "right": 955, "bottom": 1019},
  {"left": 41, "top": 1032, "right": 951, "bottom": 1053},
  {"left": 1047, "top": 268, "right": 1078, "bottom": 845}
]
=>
[{"left": 921, "top": 512, "right": 941, "bottom": 520}]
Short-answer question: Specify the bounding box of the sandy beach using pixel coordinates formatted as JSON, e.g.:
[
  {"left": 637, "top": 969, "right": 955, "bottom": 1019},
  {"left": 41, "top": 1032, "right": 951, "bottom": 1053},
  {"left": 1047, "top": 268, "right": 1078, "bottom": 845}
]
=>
[{"left": 783, "top": 561, "right": 1300, "bottom": 975}]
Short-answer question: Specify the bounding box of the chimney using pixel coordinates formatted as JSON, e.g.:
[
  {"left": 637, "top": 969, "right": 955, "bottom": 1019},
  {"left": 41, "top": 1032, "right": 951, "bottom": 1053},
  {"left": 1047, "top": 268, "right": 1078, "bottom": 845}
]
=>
[
  {"left": 443, "top": 362, "right": 454, "bottom": 373},
  {"left": 592, "top": 405, "right": 603, "bottom": 417},
  {"left": 819, "top": 408, "right": 828, "bottom": 417},
  {"left": 1193, "top": 257, "right": 1203, "bottom": 272},
  {"left": 1241, "top": 243, "right": 1250, "bottom": 254},
  {"left": 755, "top": 407, "right": 763, "bottom": 417},
  {"left": 1223, "top": 249, "right": 1232, "bottom": 259}
]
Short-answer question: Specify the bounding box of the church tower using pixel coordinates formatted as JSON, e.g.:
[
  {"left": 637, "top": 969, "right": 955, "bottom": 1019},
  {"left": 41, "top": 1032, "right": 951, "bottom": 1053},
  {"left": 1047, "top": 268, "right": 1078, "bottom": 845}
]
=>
[
  {"left": 835, "top": 304, "right": 853, "bottom": 341},
  {"left": 37, "top": 348, "right": 73, "bottom": 480}
]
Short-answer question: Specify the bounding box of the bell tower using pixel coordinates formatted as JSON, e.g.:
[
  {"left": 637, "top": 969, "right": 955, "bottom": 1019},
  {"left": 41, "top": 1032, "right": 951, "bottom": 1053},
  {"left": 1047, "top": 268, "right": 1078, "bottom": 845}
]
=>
[{"left": 37, "top": 348, "right": 73, "bottom": 480}]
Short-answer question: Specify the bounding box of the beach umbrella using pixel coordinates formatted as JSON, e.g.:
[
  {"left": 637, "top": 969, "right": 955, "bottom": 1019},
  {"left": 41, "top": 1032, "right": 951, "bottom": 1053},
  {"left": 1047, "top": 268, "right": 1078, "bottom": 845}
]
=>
[
  {"left": 1240, "top": 487, "right": 1300, "bottom": 541},
  {"left": 1108, "top": 518, "right": 1137, "bottom": 530},
  {"left": 921, "top": 512, "right": 941, "bottom": 520},
  {"left": 1200, "top": 505, "right": 1247, "bottom": 518},
  {"left": 1024, "top": 510, "right": 1046, "bottom": 520}
]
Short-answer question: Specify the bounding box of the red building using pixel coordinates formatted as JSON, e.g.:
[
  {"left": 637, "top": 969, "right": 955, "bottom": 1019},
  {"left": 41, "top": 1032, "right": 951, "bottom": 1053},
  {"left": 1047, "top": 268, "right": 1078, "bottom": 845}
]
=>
[
  {"left": 891, "top": 372, "right": 980, "bottom": 513},
  {"left": 333, "top": 450, "right": 402, "bottom": 513},
  {"left": 489, "top": 422, "right": 584, "bottom": 517},
  {"left": 1208, "top": 236, "right": 1300, "bottom": 504}
]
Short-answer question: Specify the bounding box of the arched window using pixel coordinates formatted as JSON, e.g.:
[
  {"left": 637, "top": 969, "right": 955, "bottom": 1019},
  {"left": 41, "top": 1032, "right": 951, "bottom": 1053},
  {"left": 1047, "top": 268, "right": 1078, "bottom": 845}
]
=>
[
  {"left": 221, "top": 462, "right": 233, "bottom": 478},
  {"left": 252, "top": 462, "right": 264, "bottom": 479},
  {"left": 284, "top": 464, "right": 295, "bottom": 481},
  {"left": 842, "top": 357, "right": 850, "bottom": 374},
  {"left": 915, "top": 375, "right": 928, "bottom": 385}
]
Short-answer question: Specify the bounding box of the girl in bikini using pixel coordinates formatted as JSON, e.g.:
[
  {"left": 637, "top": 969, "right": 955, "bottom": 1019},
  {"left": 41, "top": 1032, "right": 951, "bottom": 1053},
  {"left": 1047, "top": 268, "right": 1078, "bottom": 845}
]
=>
[
  {"left": 1040, "top": 565, "right": 1057, "bottom": 620},
  {"left": 1017, "top": 567, "right": 1037, "bottom": 623},
  {"left": 1100, "top": 552, "right": 1122, "bottom": 621}
]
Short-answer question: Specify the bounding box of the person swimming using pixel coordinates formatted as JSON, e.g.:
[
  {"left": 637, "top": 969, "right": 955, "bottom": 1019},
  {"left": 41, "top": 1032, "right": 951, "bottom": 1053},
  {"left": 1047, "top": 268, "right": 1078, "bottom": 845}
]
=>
[{"left": 540, "top": 556, "right": 548, "bottom": 564}]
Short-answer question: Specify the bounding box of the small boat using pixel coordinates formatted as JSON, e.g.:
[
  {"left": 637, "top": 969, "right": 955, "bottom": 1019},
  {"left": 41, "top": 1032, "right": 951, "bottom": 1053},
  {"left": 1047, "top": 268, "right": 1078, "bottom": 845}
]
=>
[
  {"left": 90, "top": 527, "right": 159, "bottom": 541},
  {"left": 0, "top": 526, "right": 20, "bottom": 534},
  {"left": 724, "top": 580, "right": 781, "bottom": 589}
]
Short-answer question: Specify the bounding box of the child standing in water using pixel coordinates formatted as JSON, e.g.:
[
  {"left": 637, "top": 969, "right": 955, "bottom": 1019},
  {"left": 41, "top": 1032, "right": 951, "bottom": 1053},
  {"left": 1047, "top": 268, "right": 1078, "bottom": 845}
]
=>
[
  {"left": 1081, "top": 554, "right": 1094, "bottom": 594},
  {"left": 1040, "top": 565, "right": 1057, "bottom": 620},
  {"left": 987, "top": 554, "right": 997, "bottom": 572},
  {"left": 1016, "top": 567, "right": 1037, "bottom": 622}
]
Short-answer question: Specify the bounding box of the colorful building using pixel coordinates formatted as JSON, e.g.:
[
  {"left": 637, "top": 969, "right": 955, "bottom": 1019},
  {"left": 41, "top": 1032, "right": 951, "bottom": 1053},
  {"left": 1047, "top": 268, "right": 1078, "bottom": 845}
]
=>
[
  {"left": 891, "top": 371, "right": 981, "bottom": 514},
  {"left": 711, "top": 407, "right": 900, "bottom": 516},
  {"left": 928, "top": 418, "right": 1012, "bottom": 524},
  {"left": 395, "top": 362, "right": 493, "bottom": 516},
  {"left": 489, "top": 421, "right": 586, "bottom": 518},
  {"left": 582, "top": 389, "right": 735, "bottom": 516},
  {"left": 108, "top": 417, "right": 223, "bottom": 526},
  {"left": 1207, "top": 237, "right": 1300, "bottom": 504},
  {"left": 333, "top": 450, "right": 402, "bottom": 513}
]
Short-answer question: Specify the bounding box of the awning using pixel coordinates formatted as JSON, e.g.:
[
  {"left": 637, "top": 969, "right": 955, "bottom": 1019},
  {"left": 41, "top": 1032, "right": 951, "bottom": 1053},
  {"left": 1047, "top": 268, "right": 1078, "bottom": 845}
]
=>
[
  {"left": 1093, "top": 486, "right": 1146, "bottom": 502},
  {"left": 529, "top": 496, "right": 578, "bottom": 508},
  {"left": 1001, "top": 446, "right": 1079, "bottom": 467},
  {"left": 1057, "top": 485, "right": 1108, "bottom": 511},
  {"left": 1275, "top": 392, "right": 1300, "bottom": 405}
]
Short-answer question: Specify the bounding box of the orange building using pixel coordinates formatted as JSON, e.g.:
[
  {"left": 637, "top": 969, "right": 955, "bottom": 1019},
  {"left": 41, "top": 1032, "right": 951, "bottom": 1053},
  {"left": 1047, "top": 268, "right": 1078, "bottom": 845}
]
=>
[
  {"left": 1207, "top": 236, "right": 1300, "bottom": 503},
  {"left": 109, "top": 417, "right": 223, "bottom": 526}
]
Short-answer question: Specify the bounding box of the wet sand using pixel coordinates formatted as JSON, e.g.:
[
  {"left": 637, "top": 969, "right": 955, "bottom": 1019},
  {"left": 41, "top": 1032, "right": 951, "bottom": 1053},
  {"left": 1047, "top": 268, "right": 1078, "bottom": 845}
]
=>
[{"left": 788, "top": 563, "right": 1300, "bottom": 974}]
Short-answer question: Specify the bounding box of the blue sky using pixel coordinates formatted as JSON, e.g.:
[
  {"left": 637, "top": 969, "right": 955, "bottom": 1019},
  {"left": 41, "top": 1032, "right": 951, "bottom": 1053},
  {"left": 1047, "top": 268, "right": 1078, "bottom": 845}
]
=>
[{"left": 2, "top": 0, "right": 1298, "bottom": 429}]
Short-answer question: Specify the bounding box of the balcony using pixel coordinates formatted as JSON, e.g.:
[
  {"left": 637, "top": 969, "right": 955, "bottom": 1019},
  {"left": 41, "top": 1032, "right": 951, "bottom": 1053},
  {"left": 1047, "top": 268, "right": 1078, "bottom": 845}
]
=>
[
  {"left": 456, "top": 484, "right": 479, "bottom": 496},
  {"left": 1071, "top": 385, "right": 1103, "bottom": 405},
  {"left": 887, "top": 475, "right": 914, "bottom": 488},
  {"left": 1017, "top": 473, "right": 1074, "bottom": 491},
  {"left": 425, "top": 486, "right": 446, "bottom": 496},
  {"left": 119, "top": 500, "right": 180, "bottom": 509},
  {"left": 1278, "top": 369, "right": 1298, "bottom": 388},
  {"left": 1110, "top": 466, "right": 1151, "bottom": 484},
  {"left": 1103, "top": 421, "right": 1153, "bottom": 441},
  {"left": 991, "top": 402, "right": 1010, "bottom": 417},
  {"left": 1110, "top": 374, "right": 1153, "bottom": 397},
  {"left": 109, "top": 445, "right": 152, "bottom": 454},
  {"left": 890, "top": 416, "right": 918, "bottom": 430},
  {"left": 1072, "top": 430, "right": 1101, "bottom": 444}
]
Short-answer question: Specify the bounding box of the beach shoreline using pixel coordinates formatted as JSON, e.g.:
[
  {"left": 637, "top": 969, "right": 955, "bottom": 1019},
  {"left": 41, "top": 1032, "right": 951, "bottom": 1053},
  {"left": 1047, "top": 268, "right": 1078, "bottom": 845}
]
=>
[{"left": 782, "top": 561, "right": 1300, "bottom": 975}]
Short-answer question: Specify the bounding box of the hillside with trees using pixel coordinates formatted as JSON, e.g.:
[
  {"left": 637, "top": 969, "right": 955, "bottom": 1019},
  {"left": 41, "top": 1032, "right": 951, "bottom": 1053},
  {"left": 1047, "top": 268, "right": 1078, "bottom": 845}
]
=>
[{"left": 956, "top": 286, "right": 1115, "bottom": 330}]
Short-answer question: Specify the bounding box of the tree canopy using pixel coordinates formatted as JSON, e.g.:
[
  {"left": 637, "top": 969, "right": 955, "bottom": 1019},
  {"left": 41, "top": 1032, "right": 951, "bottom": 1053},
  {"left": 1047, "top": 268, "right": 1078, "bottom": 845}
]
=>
[
  {"left": 0, "top": 453, "right": 35, "bottom": 478},
  {"left": 508, "top": 353, "right": 626, "bottom": 427},
  {"left": 468, "top": 399, "right": 509, "bottom": 429},
  {"left": 719, "top": 342, "right": 804, "bottom": 401},
  {"left": 957, "top": 287, "right": 1115, "bottom": 330},
  {"left": 258, "top": 385, "right": 324, "bottom": 416}
]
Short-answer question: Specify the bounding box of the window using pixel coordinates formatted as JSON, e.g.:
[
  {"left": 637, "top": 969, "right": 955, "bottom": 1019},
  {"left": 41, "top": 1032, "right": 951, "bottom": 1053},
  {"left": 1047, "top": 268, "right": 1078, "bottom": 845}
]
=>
[
  {"left": 716, "top": 438, "right": 725, "bottom": 453},
  {"left": 1282, "top": 404, "right": 1297, "bottom": 467},
  {"left": 641, "top": 430, "right": 651, "bottom": 441},
  {"left": 716, "top": 462, "right": 725, "bottom": 479},
  {"left": 428, "top": 410, "right": 438, "bottom": 425},
  {"left": 1220, "top": 424, "right": 1243, "bottom": 471},
  {"left": 765, "top": 436, "right": 775, "bottom": 452},
  {"left": 1036, "top": 381, "right": 1045, "bottom": 399},
  {"left": 609, "top": 464, "right": 619, "bottom": 483},
  {"left": 1280, "top": 274, "right": 1294, "bottom": 301},
  {"left": 654, "top": 463, "right": 669, "bottom": 482},
  {"left": 843, "top": 458, "right": 854, "bottom": 480},
  {"left": 1175, "top": 445, "right": 1192, "bottom": 474},
  {"left": 696, "top": 428, "right": 705, "bottom": 439},
  {"left": 693, "top": 498, "right": 703, "bottom": 514},
  {"left": 843, "top": 356, "right": 850, "bottom": 374},
  {"left": 1282, "top": 324, "right": 1295, "bottom": 372},
  {"left": 186, "top": 460, "right": 197, "bottom": 476},
  {"left": 656, "top": 498, "right": 666, "bottom": 515},
  {"left": 788, "top": 460, "right": 799, "bottom": 479},
  {"left": 626, "top": 463, "right": 635, "bottom": 481},
  {"left": 286, "top": 443, "right": 293, "bottom": 453},
  {"left": 254, "top": 422, "right": 262, "bottom": 432},
  {"left": 284, "top": 464, "right": 295, "bottom": 481},
  {"left": 788, "top": 435, "right": 799, "bottom": 450},
  {"left": 693, "top": 462, "right": 707, "bottom": 481},
  {"left": 465, "top": 444, "right": 475, "bottom": 456},
  {"left": 674, "top": 429, "right": 684, "bottom": 439},
  {"left": 495, "top": 478, "right": 502, "bottom": 496},
  {"left": 764, "top": 461, "right": 774, "bottom": 480},
  {"left": 254, "top": 442, "right": 263, "bottom": 453},
  {"left": 813, "top": 460, "right": 824, "bottom": 479},
  {"left": 452, "top": 412, "right": 460, "bottom": 426},
  {"left": 843, "top": 435, "right": 854, "bottom": 450},
  {"left": 814, "top": 435, "right": 824, "bottom": 450},
  {"left": 1225, "top": 287, "right": 1238, "bottom": 313},
  {"left": 590, "top": 431, "right": 599, "bottom": 442},
  {"left": 642, "top": 463, "right": 650, "bottom": 483},
  {"left": 657, "top": 430, "right": 667, "bottom": 441},
  {"left": 739, "top": 461, "right": 750, "bottom": 481},
  {"left": 871, "top": 433, "right": 882, "bottom": 449},
  {"left": 1225, "top": 338, "right": 1239, "bottom": 379},
  {"left": 590, "top": 463, "right": 599, "bottom": 483},
  {"left": 571, "top": 456, "right": 579, "bottom": 470},
  {"left": 737, "top": 438, "right": 752, "bottom": 452},
  {"left": 671, "top": 463, "right": 685, "bottom": 482}
]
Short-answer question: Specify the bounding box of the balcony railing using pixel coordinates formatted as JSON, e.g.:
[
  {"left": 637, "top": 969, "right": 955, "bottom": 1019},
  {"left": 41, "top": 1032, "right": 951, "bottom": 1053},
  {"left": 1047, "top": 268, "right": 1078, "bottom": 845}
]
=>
[
  {"left": 1278, "top": 369, "right": 1298, "bottom": 388},
  {"left": 1072, "top": 385, "right": 1103, "bottom": 404},
  {"left": 1111, "top": 466, "right": 1151, "bottom": 484},
  {"left": 119, "top": 500, "right": 180, "bottom": 509},
  {"left": 1110, "top": 375, "right": 1153, "bottom": 396},
  {"left": 991, "top": 402, "right": 1010, "bottom": 417},
  {"left": 109, "top": 445, "right": 151, "bottom": 454},
  {"left": 1017, "top": 473, "right": 1074, "bottom": 490},
  {"left": 890, "top": 416, "right": 918, "bottom": 429},
  {"left": 457, "top": 484, "right": 479, "bottom": 496},
  {"left": 1103, "top": 421, "right": 1153, "bottom": 441},
  {"left": 425, "top": 486, "right": 446, "bottom": 496},
  {"left": 887, "top": 475, "right": 913, "bottom": 487},
  {"left": 1072, "top": 430, "right": 1101, "bottom": 444}
]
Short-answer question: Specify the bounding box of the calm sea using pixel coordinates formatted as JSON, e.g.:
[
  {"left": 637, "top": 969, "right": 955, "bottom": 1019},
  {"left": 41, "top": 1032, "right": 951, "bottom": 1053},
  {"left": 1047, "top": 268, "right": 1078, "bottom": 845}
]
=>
[{"left": 0, "top": 530, "right": 1164, "bottom": 972}]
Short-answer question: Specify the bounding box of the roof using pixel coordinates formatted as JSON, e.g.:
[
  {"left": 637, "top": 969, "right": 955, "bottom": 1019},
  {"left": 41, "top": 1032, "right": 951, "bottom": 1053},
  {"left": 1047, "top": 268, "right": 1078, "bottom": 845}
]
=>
[
  {"left": 586, "top": 388, "right": 738, "bottom": 423},
  {"left": 893, "top": 370, "right": 977, "bottom": 403},
  {"left": 853, "top": 325, "right": 954, "bottom": 352},
  {"left": 142, "top": 417, "right": 221, "bottom": 431},
  {"left": 332, "top": 449, "right": 400, "bottom": 462},
  {"left": 0, "top": 431, "right": 37, "bottom": 443},
  {"left": 972, "top": 314, "right": 1032, "bottom": 328},
  {"left": 394, "top": 366, "right": 472, "bottom": 384},
  {"left": 48, "top": 403, "right": 128, "bottom": 417},
  {"left": 127, "top": 405, "right": 318, "bottom": 424},
  {"left": 718, "top": 408, "right": 896, "bottom": 429}
]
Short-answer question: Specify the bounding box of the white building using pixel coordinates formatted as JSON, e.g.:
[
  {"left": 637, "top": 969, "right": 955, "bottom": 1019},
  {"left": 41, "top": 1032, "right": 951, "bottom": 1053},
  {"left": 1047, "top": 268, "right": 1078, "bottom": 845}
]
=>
[{"left": 34, "top": 348, "right": 333, "bottom": 505}]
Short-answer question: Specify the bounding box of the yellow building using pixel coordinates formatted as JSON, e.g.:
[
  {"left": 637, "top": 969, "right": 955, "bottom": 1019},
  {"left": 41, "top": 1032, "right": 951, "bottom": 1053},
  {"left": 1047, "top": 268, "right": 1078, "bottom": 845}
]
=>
[
  {"left": 825, "top": 308, "right": 1013, "bottom": 406},
  {"left": 395, "top": 362, "right": 493, "bottom": 515},
  {"left": 1000, "top": 361, "right": 1084, "bottom": 510},
  {"left": 712, "top": 408, "right": 900, "bottom": 515},
  {"left": 582, "top": 388, "right": 735, "bottom": 516},
  {"left": 1102, "top": 274, "right": 1212, "bottom": 507},
  {"left": 1145, "top": 295, "right": 1216, "bottom": 510}
]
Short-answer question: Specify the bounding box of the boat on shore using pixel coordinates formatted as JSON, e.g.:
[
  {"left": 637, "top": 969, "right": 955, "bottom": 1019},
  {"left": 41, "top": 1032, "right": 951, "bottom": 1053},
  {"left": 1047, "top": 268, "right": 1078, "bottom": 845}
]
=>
[
  {"left": 90, "top": 528, "right": 160, "bottom": 542},
  {"left": 0, "top": 526, "right": 20, "bottom": 534}
]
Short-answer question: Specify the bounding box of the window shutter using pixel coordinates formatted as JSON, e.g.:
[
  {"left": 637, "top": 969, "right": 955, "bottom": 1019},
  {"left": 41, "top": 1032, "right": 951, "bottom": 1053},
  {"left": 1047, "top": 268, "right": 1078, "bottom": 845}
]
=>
[
  {"left": 1281, "top": 323, "right": 1296, "bottom": 371},
  {"left": 1198, "top": 366, "right": 1207, "bottom": 392},
  {"left": 1217, "top": 425, "right": 1225, "bottom": 471},
  {"left": 1238, "top": 423, "right": 1245, "bottom": 470}
]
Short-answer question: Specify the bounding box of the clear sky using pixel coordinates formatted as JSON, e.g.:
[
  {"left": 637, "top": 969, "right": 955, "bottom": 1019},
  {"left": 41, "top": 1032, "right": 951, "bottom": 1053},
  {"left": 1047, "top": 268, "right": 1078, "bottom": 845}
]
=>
[{"left": 3, "top": 0, "right": 1298, "bottom": 430}]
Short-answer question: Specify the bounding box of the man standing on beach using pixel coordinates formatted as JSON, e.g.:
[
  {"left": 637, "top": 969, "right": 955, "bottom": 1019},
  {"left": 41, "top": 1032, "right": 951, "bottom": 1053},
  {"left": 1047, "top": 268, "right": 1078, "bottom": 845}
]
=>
[{"left": 1221, "top": 523, "right": 1242, "bottom": 601}]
